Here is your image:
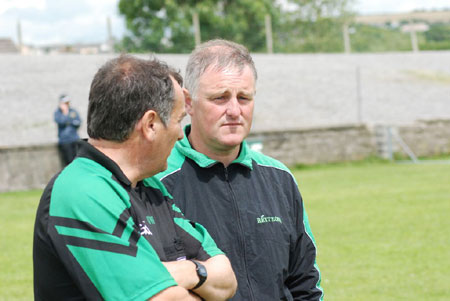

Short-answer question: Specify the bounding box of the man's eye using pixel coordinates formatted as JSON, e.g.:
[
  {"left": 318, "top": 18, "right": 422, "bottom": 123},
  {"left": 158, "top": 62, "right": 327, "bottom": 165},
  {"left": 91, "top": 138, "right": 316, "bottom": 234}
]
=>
[{"left": 239, "top": 96, "right": 251, "bottom": 101}]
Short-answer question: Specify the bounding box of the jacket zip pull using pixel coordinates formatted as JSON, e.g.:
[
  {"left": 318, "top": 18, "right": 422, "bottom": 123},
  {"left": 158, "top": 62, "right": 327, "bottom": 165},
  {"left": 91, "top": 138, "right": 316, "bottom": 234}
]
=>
[{"left": 223, "top": 166, "right": 229, "bottom": 181}]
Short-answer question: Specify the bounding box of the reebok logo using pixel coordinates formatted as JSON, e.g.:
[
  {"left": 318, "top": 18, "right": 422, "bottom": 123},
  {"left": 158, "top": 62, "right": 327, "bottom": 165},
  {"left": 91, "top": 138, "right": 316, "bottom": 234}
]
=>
[
  {"left": 139, "top": 220, "right": 153, "bottom": 236},
  {"left": 257, "top": 215, "right": 282, "bottom": 224}
]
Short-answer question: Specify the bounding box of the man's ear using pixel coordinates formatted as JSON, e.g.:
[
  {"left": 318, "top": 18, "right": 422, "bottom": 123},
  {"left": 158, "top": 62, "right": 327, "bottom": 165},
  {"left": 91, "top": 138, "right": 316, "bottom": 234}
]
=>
[
  {"left": 140, "top": 110, "right": 159, "bottom": 141},
  {"left": 184, "top": 88, "right": 194, "bottom": 116}
]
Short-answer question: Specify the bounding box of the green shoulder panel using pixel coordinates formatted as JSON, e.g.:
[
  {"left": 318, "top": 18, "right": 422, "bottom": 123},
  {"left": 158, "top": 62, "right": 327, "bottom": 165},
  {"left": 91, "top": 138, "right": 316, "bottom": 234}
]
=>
[
  {"left": 49, "top": 157, "right": 178, "bottom": 299},
  {"left": 172, "top": 133, "right": 217, "bottom": 168},
  {"left": 247, "top": 146, "right": 299, "bottom": 184},
  {"left": 143, "top": 176, "right": 172, "bottom": 198},
  {"left": 51, "top": 157, "right": 131, "bottom": 233}
]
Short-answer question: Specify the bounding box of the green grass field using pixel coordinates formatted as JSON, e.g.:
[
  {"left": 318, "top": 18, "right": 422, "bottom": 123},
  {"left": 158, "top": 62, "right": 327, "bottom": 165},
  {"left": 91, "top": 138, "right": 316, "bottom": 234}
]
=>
[
  {"left": 0, "top": 189, "right": 39, "bottom": 301},
  {"left": 1, "top": 160, "right": 449, "bottom": 300},
  {"left": 295, "top": 160, "right": 450, "bottom": 300}
]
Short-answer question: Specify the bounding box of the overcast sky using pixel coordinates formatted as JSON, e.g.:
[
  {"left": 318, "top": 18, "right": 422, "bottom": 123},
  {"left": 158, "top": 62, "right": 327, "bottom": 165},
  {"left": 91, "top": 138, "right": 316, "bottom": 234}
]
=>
[{"left": 0, "top": 0, "right": 449, "bottom": 46}]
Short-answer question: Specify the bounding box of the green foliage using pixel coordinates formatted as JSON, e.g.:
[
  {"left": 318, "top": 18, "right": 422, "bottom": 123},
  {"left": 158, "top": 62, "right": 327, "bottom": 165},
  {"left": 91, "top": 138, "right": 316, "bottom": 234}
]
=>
[
  {"left": 117, "top": 0, "right": 450, "bottom": 53},
  {"left": 196, "top": 0, "right": 280, "bottom": 52},
  {"left": 348, "top": 22, "right": 450, "bottom": 53},
  {"left": 276, "top": 0, "right": 353, "bottom": 52},
  {"left": 349, "top": 24, "right": 413, "bottom": 52},
  {"left": 118, "top": 0, "right": 280, "bottom": 53},
  {"left": 118, "top": 0, "right": 196, "bottom": 53},
  {"left": 277, "top": 16, "right": 347, "bottom": 53},
  {"left": 117, "top": 0, "right": 354, "bottom": 53},
  {"left": 419, "top": 23, "right": 450, "bottom": 50},
  {"left": 424, "top": 23, "right": 450, "bottom": 42},
  {"left": 420, "top": 40, "right": 450, "bottom": 51}
]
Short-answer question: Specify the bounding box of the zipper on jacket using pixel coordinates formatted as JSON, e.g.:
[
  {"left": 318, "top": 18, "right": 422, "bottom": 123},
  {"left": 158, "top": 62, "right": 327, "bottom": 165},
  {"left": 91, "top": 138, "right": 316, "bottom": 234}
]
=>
[{"left": 224, "top": 166, "right": 255, "bottom": 300}]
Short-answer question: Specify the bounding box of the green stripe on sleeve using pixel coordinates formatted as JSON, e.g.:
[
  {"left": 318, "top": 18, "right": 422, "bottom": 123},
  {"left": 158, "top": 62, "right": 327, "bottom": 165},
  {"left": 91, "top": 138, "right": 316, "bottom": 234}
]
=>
[
  {"left": 302, "top": 207, "right": 324, "bottom": 300},
  {"left": 67, "top": 238, "right": 177, "bottom": 300},
  {"left": 54, "top": 218, "right": 134, "bottom": 245}
]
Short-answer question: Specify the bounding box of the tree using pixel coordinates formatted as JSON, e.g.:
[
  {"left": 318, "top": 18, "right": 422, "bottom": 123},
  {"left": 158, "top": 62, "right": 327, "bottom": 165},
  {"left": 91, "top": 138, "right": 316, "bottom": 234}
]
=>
[
  {"left": 118, "top": 0, "right": 280, "bottom": 53},
  {"left": 420, "top": 23, "right": 450, "bottom": 51},
  {"left": 349, "top": 24, "right": 412, "bottom": 53},
  {"left": 118, "top": 0, "right": 197, "bottom": 53},
  {"left": 425, "top": 23, "right": 450, "bottom": 42},
  {"left": 275, "top": 0, "right": 355, "bottom": 53}
]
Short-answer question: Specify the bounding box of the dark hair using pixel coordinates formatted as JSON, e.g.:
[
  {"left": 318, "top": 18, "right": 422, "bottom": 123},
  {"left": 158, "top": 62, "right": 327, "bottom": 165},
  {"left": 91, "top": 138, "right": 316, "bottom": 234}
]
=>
[
  {"left": 185, "top": 39, "right": 257, "bottom": 99},
  {"left": 87, "top": 54, "right": 182, "bottom": 142}
]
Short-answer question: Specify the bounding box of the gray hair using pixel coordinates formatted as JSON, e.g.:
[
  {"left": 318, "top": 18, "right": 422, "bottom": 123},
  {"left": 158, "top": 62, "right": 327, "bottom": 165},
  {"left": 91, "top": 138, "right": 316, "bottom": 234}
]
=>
[
  {"left": 87, "top": 54, "right": 182, "bottom": 142},
  {"left": 185, "top": 39, "right": 257, "bottom": 100}
]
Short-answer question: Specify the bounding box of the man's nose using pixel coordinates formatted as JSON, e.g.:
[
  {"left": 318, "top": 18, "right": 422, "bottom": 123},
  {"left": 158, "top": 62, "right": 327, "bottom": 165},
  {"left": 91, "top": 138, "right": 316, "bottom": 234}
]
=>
[{"left": 226, "top": 97, "right": 241, "bottom": 117}]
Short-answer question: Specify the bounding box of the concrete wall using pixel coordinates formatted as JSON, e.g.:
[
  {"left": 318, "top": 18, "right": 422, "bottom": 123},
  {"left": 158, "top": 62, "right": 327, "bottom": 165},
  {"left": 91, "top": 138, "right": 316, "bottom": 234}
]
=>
[
  {"left": 398, "top": 119, "right": 450, "bottom": 157},
  {"left": 248, "top": 124, "right": 376, "bottom": 166},
  {"left": 2, "top": 119, "right": 448, "bottom": 193},
  {"left": 0, "top": 144, "right": 62, "bottom": 192},
  {"left": 373, "top": 119, "right": 450, "bottom": 160}
]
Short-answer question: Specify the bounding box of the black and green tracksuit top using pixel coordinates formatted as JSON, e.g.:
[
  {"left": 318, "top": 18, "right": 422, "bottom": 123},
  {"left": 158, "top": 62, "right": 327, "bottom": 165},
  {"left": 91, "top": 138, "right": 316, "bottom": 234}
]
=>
[
  {"left": 156, "top": 126, "right": 323, "bottom": 301},
  {"left": 33, "top": 140, "right": 223, "bottom": 300}
]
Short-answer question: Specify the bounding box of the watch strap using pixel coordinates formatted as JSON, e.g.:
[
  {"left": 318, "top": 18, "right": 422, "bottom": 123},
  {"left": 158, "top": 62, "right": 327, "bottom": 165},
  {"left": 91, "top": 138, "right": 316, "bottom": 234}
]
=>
[{"left": 190, "top": 259, "right": 207, "bottom": 289}]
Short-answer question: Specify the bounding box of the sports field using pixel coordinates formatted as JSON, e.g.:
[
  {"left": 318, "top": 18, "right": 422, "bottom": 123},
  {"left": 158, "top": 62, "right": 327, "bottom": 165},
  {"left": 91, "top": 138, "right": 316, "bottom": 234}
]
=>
[{"left": 1, "top": 159, "right": 449, "bottom": 300}]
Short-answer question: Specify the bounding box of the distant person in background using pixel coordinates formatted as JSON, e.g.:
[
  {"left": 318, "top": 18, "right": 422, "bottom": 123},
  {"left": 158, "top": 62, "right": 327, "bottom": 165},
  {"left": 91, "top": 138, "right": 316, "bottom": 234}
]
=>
[{"left": 54, "top": 94, "right": 81, "bottom": 166}]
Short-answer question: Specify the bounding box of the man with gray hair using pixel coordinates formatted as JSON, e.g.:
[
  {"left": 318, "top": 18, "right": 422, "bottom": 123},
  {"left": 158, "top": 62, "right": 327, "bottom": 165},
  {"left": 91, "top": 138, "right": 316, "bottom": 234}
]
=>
[
  {"left": 156, "top": 40, "right": 324, "bottom": 300},
  {"left": 34, "top": 54, "right": 237, "bottom": 300}
]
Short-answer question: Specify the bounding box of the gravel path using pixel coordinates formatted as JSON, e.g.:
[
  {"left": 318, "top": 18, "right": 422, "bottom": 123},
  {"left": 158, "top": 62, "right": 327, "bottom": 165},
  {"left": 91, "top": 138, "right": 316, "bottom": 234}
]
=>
[{"left": 1, "top": 51, "right": 449, "bottom": 147}]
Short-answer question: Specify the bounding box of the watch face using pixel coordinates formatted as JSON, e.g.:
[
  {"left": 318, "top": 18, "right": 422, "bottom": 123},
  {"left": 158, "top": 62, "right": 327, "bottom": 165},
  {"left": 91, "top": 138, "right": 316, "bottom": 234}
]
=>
[{"left": 197, "top": 264, "right": 207, "bottom": 277}]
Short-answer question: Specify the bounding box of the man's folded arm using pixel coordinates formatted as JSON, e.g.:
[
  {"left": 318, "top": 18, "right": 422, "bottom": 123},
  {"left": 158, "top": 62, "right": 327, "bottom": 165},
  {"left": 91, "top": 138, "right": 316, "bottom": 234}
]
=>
[
  {"left": 162, "top": 254, "right": 237, "bottom": 301},
  {"left": 148, "top": 286, "right": 201, "bottom": 301}
]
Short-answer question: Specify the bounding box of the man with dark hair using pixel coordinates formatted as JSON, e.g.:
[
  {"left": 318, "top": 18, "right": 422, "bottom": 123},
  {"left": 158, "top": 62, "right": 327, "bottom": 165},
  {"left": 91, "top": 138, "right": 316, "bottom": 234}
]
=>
[
  {"left": 34, "top": 54, "right": 237, "bottom": 300},
  {"left": 54, "top": 93, "right": 81, "bottom": 166},
  {"left": 156, "top": 40, "right": 324, "bottom": 300}
]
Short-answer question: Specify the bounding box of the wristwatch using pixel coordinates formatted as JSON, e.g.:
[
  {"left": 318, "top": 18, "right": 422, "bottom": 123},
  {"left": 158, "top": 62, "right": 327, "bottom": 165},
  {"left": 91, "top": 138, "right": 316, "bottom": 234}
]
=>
[{"left": 190, "top": 259, "right": 207, "bottom": 289}]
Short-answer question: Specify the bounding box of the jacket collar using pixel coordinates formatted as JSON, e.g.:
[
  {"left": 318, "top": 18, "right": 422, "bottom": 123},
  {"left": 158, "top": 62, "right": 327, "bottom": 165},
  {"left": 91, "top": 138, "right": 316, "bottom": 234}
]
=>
[
  {"left": 76, "top": 139, "right": 132, "bottom": 187},
  {"left": 175, "top": 125, "right": 253, "bottom": 170}
]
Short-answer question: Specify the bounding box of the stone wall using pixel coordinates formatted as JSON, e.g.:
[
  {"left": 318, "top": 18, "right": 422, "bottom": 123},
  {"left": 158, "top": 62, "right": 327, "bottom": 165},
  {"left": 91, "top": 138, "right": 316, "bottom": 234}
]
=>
[
  {"left": 248, "top": 124, "right": 376, "bottom": 166},
  {"left": 398, "top": 119, "right": 450, "bottom": 157},
  {"left": 1, "top": 120, "right": 449, "bottom": 193},
  {"left": 373, "top": 120, "right": 450, "bottom": 160},
  {"left": 0, "top": 144, "right": 62, "bottom": 192}
]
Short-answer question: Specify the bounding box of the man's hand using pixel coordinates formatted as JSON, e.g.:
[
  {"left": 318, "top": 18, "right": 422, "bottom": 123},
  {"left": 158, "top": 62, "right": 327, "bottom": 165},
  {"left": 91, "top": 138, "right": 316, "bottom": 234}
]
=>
[{"left": 162, "top": 260, "right": 199, "bottom": 290}]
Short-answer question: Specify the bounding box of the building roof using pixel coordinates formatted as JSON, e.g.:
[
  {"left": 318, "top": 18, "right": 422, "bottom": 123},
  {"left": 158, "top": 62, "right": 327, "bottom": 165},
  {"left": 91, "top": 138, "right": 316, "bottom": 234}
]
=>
[{"left": 0, "top": 38, "right": 18, "bottom": 53}]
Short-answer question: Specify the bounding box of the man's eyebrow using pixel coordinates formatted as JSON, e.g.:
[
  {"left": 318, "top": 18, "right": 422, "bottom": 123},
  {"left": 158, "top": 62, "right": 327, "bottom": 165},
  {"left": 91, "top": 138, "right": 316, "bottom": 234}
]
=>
[
  {"left": 206, "top": 88, "right": 228, "bottom": 95},
  {"left": 240, "top": 91, "right": 254, "bottom": 96},
  {"left": 238, "top": 90, "right": 255, "bottom": 97}
]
